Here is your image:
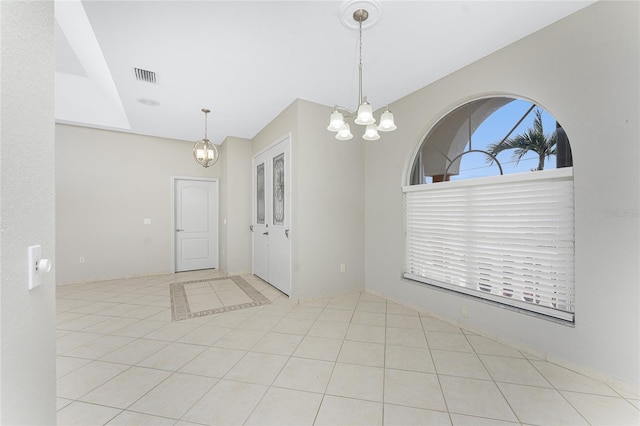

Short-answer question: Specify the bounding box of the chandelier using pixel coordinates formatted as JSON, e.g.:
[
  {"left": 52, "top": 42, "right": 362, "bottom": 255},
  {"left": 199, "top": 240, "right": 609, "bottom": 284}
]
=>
[
  {"left": 193, "top": 108, "right": 219, "bottom": 168},
  {"left": 327, "top": 8, "right": 397, "bottom": 141}
]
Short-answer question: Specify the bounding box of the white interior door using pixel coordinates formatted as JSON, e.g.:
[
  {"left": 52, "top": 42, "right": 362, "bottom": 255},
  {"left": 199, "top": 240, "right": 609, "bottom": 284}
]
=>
[
  {"left": 252, "top": 136, "right": 291, "bottom": 295},
  {"left": 175, "top": 178, "right": 218, "bottom": 272}
]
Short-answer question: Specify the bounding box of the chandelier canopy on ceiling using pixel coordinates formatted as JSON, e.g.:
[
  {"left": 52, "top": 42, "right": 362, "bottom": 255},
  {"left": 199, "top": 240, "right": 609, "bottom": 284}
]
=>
[
  {"left": 193, "top": 108, "right": 219, "bottom": 168},
  {"left": 327, "top": 7, "right": 397, "bottom": 141}
]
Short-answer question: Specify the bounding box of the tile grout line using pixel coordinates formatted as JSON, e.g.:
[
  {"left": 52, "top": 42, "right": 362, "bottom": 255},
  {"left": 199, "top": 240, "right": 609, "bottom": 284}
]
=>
[
  {"left": 420, "top": 311, "right": 455, "bottom": 426},
  {"left": 311, "top": 295, "right": 343, "bottom": 425},
  {"left": 524, "top": 355, "right": 592, "bottom": 426},
  {"left": 240, "top": 293, "right": 329, "bottom": 425},
  {"left": 381, "top": 297, "right": 387, "bottom": 424},
  {"left": 465, "top": 331, "right": 524, "bottom": 425}
]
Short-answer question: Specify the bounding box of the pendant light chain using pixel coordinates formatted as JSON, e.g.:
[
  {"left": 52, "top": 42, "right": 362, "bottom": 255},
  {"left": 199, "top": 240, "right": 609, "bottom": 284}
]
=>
[{"left": 203, "top": 109, "right": 209, "bottom": 140}]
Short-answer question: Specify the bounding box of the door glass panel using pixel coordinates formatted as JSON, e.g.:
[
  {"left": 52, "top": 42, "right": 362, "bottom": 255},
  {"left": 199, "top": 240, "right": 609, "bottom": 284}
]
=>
[
  {"left": 273, "top": 153, "right": 285, "bottom": 226},
  {"left": 257, "top": 163, "right": 265, "bottom": 224}
]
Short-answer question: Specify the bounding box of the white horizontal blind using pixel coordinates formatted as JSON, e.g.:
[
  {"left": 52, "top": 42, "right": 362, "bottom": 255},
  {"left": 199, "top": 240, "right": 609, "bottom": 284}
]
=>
[{"left": 404, "top": 168, "right": 575, "bottom": 321}]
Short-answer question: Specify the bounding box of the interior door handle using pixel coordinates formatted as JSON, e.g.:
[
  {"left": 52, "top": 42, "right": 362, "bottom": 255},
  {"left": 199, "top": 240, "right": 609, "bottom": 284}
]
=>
[
  {"left": 176, "top": 229, "right": 184, "bottom": 232},
  {"left": 250, "top": 225, "right": 254, "bottom": 232},
  {"left": 285, "top": 229, "right": 289, "bottom": 239},
  {"left": 263, "top": 231, "right": 269, "bottom": 235}
]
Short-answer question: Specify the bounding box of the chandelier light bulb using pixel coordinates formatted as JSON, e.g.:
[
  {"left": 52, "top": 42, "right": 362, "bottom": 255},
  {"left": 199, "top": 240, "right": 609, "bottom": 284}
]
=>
[
  {"left": 354, "top": 100, "right": 375, "bottom": 125},
  {"left": 196, "top": 144, "right": 217, "bottom": 161},
  {"left": 327, "top": 110, "right": 345, "bottom": 131},
  {"left": 336, "top": 123, "right": 354, "bottom": 140},
  {"left": 377, "top": 108, "right": 397, "bottom": 132},
  {"left": 363, "top": 123, "right": 380, "bottom": 140}
]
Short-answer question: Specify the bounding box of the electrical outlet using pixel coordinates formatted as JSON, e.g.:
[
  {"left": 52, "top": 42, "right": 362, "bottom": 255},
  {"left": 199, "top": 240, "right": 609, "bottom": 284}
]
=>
[
  {"left": 339, "top": 263, "right": 346, "bottom": 272},
  {"left": 462, "top": 306, "right": 469, "bottom": 318},
  {"left": 79, "top": 256, "right": 85, "bottom": 264},
  {"left": 28, "top": 245, "right": 52, "bottom": 290}
]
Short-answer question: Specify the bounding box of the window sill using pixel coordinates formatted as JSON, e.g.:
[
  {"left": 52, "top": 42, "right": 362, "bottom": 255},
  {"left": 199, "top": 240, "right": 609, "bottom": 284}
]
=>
[{"left": 402, "top": 274, "right": 576, "bottom": 326}]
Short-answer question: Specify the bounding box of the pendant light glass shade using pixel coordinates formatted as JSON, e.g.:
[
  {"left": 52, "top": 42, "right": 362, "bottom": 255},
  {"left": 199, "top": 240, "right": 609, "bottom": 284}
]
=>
[
  {"left": 193, "top": 108, "right": 219, "bottom": 168},
  {"left": 377, "top": 108, "right": 397, "bottom": 131},
  {"left": 363, "top": 123, "right": 380, "bottom": 140},
  {"left": 193, "top": 139, "right": 219, "bottom": 168},
  {"left": 354, "top": 101, "right": 375, "bottom": 125},
  {"left": 336, "top": 123, "right": 354, "bottom": 140},
  {"left": 327, "top": 110, "right": 345, "bottom": 131}
]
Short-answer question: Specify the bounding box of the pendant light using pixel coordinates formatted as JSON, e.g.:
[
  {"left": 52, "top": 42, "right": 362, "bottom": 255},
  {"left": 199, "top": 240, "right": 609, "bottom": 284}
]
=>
[
  {"left": 327, "top": 7, "right": 397, "bottom": 141},
  {"left": 193, "top": 108, "right": 219, "bottom": 168}
]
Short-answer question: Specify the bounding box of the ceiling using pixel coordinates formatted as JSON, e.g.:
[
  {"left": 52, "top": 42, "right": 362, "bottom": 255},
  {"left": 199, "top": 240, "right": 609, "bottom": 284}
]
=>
[{"left": 55, "top": 0, "right": 595, "bottom": 144}]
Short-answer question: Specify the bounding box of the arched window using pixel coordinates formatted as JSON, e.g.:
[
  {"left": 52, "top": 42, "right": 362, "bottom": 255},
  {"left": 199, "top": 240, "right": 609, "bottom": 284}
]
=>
[
  {"left": 403, "top": 97, "right": 575, "bottom": 321},
  {"left": 410, "top": 98, "right": 572, "bottom": 184}
]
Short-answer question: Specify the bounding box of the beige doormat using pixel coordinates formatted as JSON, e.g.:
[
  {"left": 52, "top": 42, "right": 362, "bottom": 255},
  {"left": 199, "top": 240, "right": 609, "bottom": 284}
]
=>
[{"left": 170, "top": 275, "right": 271, "bottom": 321}]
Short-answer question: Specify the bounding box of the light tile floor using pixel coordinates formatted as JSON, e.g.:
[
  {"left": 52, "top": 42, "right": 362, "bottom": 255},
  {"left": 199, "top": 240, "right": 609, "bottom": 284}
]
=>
[{"left": 56, "top": 270, "right": 640, "bottom": 425}]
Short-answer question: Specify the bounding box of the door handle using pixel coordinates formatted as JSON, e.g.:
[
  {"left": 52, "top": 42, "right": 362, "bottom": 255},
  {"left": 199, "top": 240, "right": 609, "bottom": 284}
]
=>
[
  {"left": 176, "top": 229, "right": 184, "bottom": 232},
  {"left": 263, "top": 231, "right": 269, "bottom": 235},
  {"left": 250, "top": 225, "right": 254, "bottom": 232},
  {"left": 285, "top": 229, "right": 289, "bottom": 239}
]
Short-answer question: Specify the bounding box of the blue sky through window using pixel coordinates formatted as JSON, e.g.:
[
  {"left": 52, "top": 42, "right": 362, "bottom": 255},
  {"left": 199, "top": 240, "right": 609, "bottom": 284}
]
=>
[{"left": 449, "top": 99, "right": 558, "bottom": 181}]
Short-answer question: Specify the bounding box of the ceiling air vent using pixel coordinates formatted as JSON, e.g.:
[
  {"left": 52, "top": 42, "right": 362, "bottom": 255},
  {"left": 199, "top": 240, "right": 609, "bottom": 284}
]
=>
[{"left": 134, "top": 68, "right": 157, "bottom": 84}]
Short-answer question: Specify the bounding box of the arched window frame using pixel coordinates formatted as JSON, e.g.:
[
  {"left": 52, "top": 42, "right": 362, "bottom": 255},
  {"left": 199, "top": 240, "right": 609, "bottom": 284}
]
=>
[{"left": 403, "top": 96, "right": 575, "bottom": 322}]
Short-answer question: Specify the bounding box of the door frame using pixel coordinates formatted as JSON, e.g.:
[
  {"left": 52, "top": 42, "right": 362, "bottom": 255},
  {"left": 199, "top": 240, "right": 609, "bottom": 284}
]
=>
[
  {"left": 170, "top": 176, "right": 220, "bottom": 273},
  {"left": 252, "top": 133, "right": 292, "bottom": 294}
]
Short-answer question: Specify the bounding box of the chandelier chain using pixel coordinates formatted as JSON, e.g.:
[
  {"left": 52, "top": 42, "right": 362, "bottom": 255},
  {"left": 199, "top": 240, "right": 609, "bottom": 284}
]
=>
[
  {"left": 358, "top": 18, "right": 364, "bottom": 105},
  {"left": 359, "top": 19, "right": 363, "bottom": 69}
]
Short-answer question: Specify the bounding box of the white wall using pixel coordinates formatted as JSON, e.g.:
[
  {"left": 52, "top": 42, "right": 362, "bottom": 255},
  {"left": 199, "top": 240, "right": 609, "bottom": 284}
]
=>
[
  {"left": 252, "top": 99, "right": 365, "bottom": 299},
  {"left": 365, "top": 1, "right": 639, "bottom": 386},
  {"left": 296, "top": 100, "right": 365, "bottom": 298},
  {"left": 219, "top": 136, "right": 252, "bottom": 275},
  {"left": 0, "top": 1, "right": 57, "bottom": 423},
  {"left": 56, "top": 124, "right": 221, "bottom": 284}
]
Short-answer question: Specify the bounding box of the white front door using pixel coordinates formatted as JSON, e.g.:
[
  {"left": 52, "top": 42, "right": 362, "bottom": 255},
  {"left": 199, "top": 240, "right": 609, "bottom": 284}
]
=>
[
  {"left": 174, "top": 178, "right": 218, "bottom": 272},
  {"left": 253, "top": 151, "right": 269, "bottom": 281},
  {"left": 252, "top": 136, "right": 291, "bottom": 295}
]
